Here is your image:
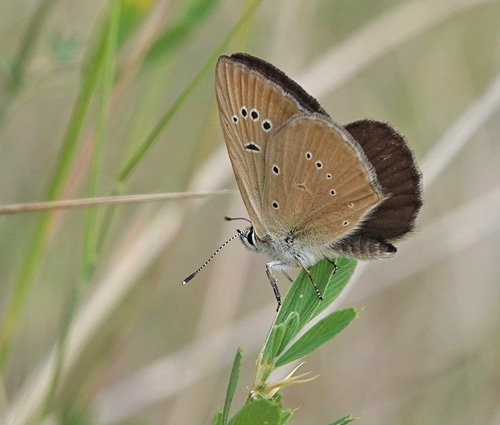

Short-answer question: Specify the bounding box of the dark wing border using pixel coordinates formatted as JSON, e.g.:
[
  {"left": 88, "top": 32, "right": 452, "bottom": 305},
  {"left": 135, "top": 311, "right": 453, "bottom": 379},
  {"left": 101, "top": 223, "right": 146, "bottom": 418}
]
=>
[
  {"left": 225, "top": 53, "right": 330, "bottom": 118},
  {"left": 345, "top": 120, "right": 423, "bottom": 241}
]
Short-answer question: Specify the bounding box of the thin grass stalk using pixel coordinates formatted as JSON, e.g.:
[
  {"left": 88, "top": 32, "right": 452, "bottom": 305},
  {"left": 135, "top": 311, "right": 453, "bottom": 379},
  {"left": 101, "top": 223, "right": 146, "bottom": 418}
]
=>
[
  {"left": 36, "top": 3, "right": 122, "bottom": 422},
  {"left": 0, "top": 20, "right": 109, "bottom": 371},
  {"left": 0, "top": 190, "right": 235, "bottom": 215},
  {"left": 83, "top": 0, "right": 120, "bottom": 282}
]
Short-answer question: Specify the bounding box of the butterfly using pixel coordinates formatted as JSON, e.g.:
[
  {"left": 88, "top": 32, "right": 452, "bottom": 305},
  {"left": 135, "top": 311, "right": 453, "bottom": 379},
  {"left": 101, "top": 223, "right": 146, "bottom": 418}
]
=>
[{"left": 183, "top": 53, "right": 422, "bottom": 308}]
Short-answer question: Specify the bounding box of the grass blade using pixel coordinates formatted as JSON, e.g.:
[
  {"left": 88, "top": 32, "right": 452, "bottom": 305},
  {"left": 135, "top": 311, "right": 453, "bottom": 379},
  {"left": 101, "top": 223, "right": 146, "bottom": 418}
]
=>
[
  {"left": 222, "top": 347, "right": 243, "bottom": 425},
  {"left": 0, "top": 7, "right": 109, "bottom": 371},
  {"left": 329, "top": 415, "right": 356, "bottom": 425},
  {"left": 39, "top": 2, "right": 121, "bottom": 420},
  {"left": 83, "top": 0, "right": 121, "bottom": 281}
]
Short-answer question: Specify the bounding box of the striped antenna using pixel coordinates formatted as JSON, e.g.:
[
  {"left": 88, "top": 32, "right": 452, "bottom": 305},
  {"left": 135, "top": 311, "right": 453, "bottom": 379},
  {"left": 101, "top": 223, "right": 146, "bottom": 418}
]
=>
[
  {"left": 224, "top": 216, "right": 251, "bottom": 224},
  {"left": 182, "top": 232, "right": 240, "bottom": 285}
]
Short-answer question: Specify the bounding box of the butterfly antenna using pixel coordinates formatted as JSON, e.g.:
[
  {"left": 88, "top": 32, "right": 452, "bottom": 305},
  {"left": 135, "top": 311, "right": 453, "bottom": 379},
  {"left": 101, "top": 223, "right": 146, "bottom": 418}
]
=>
[
  {"left": 182, "top": 232, "right": 241, "bottom": 285},
  {"left": 224, "top": 216, "right": 252, "bottom": 224}
]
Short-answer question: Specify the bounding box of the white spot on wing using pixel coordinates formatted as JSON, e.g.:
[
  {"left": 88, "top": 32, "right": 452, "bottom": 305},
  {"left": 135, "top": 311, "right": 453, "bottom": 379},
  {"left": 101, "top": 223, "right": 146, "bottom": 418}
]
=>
[{"left": 262, "top": 119, "right": 272, "bottom": 132}]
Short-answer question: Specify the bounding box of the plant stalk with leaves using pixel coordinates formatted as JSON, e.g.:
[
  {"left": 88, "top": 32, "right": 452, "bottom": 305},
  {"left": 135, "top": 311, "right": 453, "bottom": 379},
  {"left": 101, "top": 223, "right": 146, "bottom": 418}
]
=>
[{"left": 212, "top": 258, "right": 359, "bottom": 425}]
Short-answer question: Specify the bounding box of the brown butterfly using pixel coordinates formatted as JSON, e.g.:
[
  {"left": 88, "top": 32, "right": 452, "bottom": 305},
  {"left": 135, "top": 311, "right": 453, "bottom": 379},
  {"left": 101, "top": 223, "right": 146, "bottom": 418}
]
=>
[{"left": 183, "top": 53, "right": 422, "bottom": 308}]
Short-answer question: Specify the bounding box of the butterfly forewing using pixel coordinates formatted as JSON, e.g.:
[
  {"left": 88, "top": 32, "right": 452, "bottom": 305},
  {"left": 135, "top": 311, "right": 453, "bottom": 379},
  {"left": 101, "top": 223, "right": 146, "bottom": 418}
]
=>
[
  {"left": 262, "top": 114, "right": 385, "bottom": 246},
  {"left": 215, "top": 55, "right": 311, "bottom": 237}
]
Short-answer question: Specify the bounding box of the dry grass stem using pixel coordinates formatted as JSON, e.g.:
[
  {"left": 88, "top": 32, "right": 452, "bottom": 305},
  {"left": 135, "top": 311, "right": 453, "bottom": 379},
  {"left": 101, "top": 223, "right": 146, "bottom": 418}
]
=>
[{"left": 0, "top": 190, "right": 236, "bottom": 215}]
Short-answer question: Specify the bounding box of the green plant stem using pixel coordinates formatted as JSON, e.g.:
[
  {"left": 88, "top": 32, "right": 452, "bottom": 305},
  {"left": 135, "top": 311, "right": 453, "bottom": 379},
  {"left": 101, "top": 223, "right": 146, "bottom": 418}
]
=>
[
  {"left": 0, "top": 18, "right": 108, "bottom": 372},
  {"left": 83, "top": 0, "right": 120, "bottom": 281},
  {"left": 253, "top": 312, "right": 281, "bottom": 392}
]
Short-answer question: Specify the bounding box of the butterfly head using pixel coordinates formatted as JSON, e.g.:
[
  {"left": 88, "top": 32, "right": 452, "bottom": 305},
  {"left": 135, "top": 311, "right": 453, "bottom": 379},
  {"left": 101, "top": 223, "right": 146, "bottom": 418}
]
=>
[{"left": 237, "top": 226, "right": 259, "bottom": 252}]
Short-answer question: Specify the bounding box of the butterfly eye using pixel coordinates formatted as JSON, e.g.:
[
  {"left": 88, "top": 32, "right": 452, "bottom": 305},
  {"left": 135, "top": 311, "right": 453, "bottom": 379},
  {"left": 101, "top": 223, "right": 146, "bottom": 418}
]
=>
[
  {"left": 330, "top": 189, "right": 336, "bottom": 196},
  {"left": 240, "top": 106, "right": 248, "bottom": 118},
  {"left": 272, "top": 165, "right": 280, "bottom": 175},
  {"left": 232, "top": 115, "right": 239, "bottom": 123},
  {"left": 250, "top": 108, "right": 259, "bottom": 121},
  {"left": 272, "top": 201, "right": 279, "bottom": 209},
  {"left": 305, "top": 152, "right": 312, "bottom": 160},
  {"left": 315, "top": 161, "right": 323, "bottom": 169},
  {"left": 262, "top": 120, "right": 272, "bottom": 132},
  {"left": 326, "top": 173, "right": 332, "bottom": 179},
  {"left": 247, "top": 228, "right": 256, "bottom": 246}
]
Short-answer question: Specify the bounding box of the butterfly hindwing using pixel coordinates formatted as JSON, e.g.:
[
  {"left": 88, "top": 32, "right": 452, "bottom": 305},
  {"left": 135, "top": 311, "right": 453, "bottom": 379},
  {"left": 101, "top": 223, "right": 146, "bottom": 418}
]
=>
[
  {"left": 262, "top": 113, "right": 385, "bottom": 246},
  {"left": 344, "top": 120, "right": 422, "bottom": 240}
]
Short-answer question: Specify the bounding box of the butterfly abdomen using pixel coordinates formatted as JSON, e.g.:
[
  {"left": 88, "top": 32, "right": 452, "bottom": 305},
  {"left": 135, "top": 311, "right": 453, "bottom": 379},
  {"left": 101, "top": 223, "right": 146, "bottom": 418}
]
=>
[{"left": 334, "top": 234, "right": 397, "bottom": 260}]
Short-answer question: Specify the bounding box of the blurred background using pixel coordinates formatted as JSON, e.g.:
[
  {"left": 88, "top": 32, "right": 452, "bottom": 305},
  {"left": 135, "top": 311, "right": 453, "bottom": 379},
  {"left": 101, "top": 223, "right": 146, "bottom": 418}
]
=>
[{"left": 1, "top": 0, "right": 500, "bottom": 424}]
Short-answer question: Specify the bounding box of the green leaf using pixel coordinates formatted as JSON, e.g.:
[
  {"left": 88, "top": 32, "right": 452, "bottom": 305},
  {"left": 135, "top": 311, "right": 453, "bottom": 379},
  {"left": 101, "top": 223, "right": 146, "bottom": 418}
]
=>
[
  {"left": 329, "top": 415, "right": 356, "bottom": 425},
  {"left": 212, "top": 411, "right": 223, "bottom": 425},
  {"left": 222, "top": 347, "right": 243, "bottom": 425},
  {"left": 279, "top": 409, "right": 293, "bottom": 424},
  {"left": 262, "top": 323, "right": 286, "bottom": 365},
  {"left": 228, "top": 399, "right": 281, "bottom": 425},
  {"left": 275, "top": 308, "right": 357, "bottom": 367},
  {"left": 277, "top": 312, "right": 300, "bottom": 356},
  {"left": 275, "top": 258, "right": 357, "bottom": 351}
]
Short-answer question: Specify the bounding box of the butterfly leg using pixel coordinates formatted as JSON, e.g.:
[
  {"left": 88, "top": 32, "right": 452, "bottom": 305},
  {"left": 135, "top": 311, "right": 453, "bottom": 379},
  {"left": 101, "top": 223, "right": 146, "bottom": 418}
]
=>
[
  {"left": 265, "top": 262, "right": 283, "bottom": 311},
  {"left": 326, "top": 258, "right": 338, "bottom": 276},
  {"left": 282, "top": 271, "right": 294, "bottom": 283},
  {"left": 294, "top": 256, "right": 323, "bottom": 301}
]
